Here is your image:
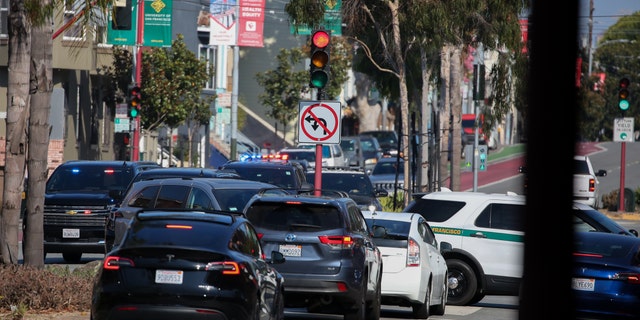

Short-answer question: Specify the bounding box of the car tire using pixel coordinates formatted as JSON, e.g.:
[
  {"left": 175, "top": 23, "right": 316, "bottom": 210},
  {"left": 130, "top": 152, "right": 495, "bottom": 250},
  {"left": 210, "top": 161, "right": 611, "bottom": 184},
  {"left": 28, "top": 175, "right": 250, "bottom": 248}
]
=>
[
  {"left": 62, "top": 252, "right": 82, "bottom": 263},
  {"left": 345, "top": 287, "right": 366, "bottom": 320},
  {"left": 366, "top": 277, "right": 381, "bottom": 320},
  {"left": 412, "top": 280, "right": 430, "bottom": 318},
  {"left": 446, "top": 259, "right": 478, "bottom": 306},
  {"left": 430, "top": 278, "right": 447, "bottom": 316}
]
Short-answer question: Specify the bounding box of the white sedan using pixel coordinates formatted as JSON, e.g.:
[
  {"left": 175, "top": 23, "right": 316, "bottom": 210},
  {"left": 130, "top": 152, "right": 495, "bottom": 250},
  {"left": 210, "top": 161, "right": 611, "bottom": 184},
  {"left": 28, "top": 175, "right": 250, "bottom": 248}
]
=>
[{"left": 363, "top": 210, "right": 450, "bottom": 318}]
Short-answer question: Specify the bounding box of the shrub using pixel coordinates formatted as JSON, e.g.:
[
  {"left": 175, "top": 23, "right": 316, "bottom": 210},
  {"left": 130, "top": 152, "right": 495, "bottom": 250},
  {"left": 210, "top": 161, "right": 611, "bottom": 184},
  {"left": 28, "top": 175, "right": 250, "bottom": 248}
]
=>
[
  {"left": 379, "top": 191, "right": 405, "bottom": 212},
  {"left": 0, "top": 261, "right": 99, "bottom": 314}
]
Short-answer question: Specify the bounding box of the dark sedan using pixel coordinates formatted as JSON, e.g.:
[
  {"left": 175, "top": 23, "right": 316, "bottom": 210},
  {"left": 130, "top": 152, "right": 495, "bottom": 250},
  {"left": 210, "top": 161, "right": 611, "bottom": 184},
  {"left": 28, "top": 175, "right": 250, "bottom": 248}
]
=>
[
  {"left": 573, "top": 231, "right": 640, "bottom": 319},
  {"left": 92, "top": 210, "right": 286, "bottom": 320}
]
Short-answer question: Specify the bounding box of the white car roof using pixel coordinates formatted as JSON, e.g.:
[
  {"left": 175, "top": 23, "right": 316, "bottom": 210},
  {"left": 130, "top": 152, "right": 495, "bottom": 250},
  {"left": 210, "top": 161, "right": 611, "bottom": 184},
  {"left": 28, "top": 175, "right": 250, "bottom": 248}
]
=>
[{"left": 362, "top": 210, "right": 416, "bottom": 222}]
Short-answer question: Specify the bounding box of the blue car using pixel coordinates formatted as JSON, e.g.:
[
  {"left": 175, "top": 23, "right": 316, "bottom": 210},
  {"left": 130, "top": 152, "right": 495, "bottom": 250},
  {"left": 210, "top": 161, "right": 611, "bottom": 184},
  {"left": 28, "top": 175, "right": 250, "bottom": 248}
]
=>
[{"left": 573, "top": 231, "right": 640, "bottom": 319}]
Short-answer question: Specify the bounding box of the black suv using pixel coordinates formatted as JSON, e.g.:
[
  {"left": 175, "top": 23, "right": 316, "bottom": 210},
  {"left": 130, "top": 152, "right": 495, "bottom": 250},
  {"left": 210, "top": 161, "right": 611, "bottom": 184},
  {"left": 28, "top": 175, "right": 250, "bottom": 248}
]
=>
[
  {"left": 244, "top": 193, "right": 383, "bottom": 320},
  {"left": 218, "top": 160, "right": 313, "bottom": 194},
  {"left": 305, "top": 169, "right": 387, "bottom": 211},
  {"left": 40, "top": 160, "right": 160, "bottom": 262}
]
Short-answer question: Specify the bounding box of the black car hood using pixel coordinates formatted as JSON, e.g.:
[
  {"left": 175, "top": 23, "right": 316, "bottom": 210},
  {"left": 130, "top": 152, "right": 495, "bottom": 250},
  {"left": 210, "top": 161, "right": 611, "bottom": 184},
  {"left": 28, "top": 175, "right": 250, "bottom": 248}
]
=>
[{"left": 45, "top": 192, "right": 116, "bottom": 206}]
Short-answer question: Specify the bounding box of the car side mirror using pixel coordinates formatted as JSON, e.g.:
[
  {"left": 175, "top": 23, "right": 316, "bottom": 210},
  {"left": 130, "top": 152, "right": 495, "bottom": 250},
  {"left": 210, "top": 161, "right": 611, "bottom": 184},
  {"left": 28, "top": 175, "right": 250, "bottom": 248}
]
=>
[
  {"left": 269, "top": 251, "right": 286, "bottom": 264},
  {"left": 440, "top": 241, "right": 453, "bottom": 253},
  {"left": 596, "top": 169, "right": 607, "bottom": 177}
]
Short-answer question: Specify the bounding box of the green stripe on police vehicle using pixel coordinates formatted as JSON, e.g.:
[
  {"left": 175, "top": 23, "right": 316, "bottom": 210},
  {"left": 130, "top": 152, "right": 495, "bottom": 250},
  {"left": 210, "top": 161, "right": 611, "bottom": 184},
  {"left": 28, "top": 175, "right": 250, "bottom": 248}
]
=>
[{"left": 431, "top": 226, "right": 523, "bottom": 243}]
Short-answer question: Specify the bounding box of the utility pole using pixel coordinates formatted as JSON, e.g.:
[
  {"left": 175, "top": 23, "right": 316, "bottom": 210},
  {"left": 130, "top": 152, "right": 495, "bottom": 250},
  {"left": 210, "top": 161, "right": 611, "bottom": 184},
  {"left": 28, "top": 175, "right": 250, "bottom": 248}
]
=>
[{"left": 132, "top": 0, "right": 144, "bottom": 161}]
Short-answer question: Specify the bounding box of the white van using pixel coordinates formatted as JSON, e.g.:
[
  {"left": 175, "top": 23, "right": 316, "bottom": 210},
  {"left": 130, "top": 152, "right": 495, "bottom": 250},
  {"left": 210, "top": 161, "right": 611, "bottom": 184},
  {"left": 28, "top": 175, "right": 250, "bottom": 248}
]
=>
[{"left": 297, "top": 143, "right": 347, "bottom": 168}]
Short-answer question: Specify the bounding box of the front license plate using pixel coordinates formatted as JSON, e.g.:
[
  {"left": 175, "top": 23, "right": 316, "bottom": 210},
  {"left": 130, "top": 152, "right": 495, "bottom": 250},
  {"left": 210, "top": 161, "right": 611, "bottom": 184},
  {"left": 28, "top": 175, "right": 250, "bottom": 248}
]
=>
[
  {"left": 279, "top": 244, "right": 302, "bottom": 257},
  {"left": 155, "top": 270, "right": 184, "bottom": 284},
  {"left": 62, "top": 229, "right": 80, "bottom": 238},
  {"left": 572, "top": 278, "right": 595, "bottom": 291}
]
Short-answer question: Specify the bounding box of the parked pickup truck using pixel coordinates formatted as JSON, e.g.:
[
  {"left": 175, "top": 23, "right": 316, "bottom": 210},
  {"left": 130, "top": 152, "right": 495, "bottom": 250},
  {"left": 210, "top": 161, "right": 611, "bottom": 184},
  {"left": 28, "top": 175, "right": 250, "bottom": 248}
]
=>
[
  {"left": 573, "top": 155, "right": 607, "bottom": 209},
  {"left": 518, "top": 155, "right": 606, "bottom": 208}
]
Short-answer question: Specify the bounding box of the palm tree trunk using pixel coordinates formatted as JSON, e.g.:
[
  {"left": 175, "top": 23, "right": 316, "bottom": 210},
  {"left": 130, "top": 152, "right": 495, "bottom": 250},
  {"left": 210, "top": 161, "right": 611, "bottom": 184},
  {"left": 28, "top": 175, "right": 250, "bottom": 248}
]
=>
[
  {"left": 2, "top": 0, "right": 31, "bottom": 264},
  {"left": 24, "top": 10, "right": 52, "bottom": 268},
  {"left": 450, "top": 46, "right": 463, "bottom": 191}
]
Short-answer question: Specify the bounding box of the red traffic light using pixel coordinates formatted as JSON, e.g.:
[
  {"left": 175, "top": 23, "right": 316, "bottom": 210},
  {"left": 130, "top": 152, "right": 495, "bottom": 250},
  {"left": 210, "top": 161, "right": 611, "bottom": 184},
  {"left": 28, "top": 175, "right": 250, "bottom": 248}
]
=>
[
  {"left": 312, "top": 30, "right": 330, "bottom": 48},
  {"left": 619, "top": 78, "right": 630, "bottom": 89}
]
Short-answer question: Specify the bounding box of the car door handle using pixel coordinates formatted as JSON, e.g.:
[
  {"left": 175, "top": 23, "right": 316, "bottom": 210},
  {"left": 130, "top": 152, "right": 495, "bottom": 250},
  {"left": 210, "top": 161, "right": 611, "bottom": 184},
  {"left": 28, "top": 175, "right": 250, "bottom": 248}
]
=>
[{"left": 470, "top": 232, "right": 487, "bottom": 238}]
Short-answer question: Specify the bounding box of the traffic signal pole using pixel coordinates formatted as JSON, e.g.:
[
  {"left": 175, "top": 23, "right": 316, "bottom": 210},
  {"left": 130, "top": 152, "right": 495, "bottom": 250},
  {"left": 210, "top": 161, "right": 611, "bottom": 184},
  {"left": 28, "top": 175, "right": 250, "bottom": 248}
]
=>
[{"left": 132, "top": 0, "right": 144, "bottom": 161}]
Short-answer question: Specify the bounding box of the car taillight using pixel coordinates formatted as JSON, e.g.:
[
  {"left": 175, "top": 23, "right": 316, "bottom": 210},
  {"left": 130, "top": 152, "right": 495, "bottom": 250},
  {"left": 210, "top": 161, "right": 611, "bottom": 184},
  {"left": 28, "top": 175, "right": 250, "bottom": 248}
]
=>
[
  {"left": 407, "top": 238, "right": 420, "bottom": 267},
  {"left": 616, "top": 273, "right": 640, "bottom": 284},
  {"left": 205, "top": 261, "right": 240, "bottom": 275},
  {"left": 318, "top": 235, "right": 354, "bottom": 249},
  {"left": 104, "top": 256, "right": 135, "bottom": 270},
  {"left": 589, "top": 178, "right": 596, "bottom": 192}
]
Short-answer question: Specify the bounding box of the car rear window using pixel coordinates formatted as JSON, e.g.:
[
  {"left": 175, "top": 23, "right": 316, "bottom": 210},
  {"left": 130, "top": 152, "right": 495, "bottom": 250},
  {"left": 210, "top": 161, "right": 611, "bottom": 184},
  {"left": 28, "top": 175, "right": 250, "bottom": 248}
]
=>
[
  {"left": 404, "top": 198, "right": 466, "bottom": 222},
  {"left": 122, "top": 219, "right": 230, "bottom": 250},
  {"left": 365, "top": 218, "right": 410, "bottom": 240},
  {"left": 246, "top": 203, "right": 342, "bottom": 231},
  {"left": 224, "top": 166, "right": 296, "bottom": 189}
]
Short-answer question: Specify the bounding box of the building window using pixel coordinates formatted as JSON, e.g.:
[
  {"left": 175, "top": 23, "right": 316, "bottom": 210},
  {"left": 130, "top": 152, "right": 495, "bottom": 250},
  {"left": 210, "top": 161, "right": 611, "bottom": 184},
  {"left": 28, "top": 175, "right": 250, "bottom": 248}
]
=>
[
  {"left": 198, "top": 44, "right": 216, "bottom": 90},
  {"left": 63, "top": 0, "right": 85, "bottom": 40},
  {"left": 0, "top": 0, "right": 8, "bottom": 41}
]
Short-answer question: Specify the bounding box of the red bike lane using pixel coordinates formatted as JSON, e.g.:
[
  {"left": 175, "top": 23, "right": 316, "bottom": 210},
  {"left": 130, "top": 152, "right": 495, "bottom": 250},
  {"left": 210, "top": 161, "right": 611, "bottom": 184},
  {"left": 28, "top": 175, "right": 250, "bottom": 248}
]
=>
[{"left": 459, "top": 142, "right": 603, "bottom": 191}]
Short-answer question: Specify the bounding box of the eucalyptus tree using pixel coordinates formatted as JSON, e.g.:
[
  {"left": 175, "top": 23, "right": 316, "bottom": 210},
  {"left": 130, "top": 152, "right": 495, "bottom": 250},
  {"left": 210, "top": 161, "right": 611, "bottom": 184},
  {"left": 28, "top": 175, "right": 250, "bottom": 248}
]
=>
[{"left": 3, "top": 0, "right": 111, "bottom": 266}]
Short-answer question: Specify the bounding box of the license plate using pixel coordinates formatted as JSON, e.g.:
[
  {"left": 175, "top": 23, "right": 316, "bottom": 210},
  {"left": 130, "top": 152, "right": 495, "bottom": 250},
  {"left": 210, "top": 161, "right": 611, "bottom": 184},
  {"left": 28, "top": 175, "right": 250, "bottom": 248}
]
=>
[
  {"left": 279, "top": 244, "right": 302, "bottom": 257},
  {"left": 572, "top": 278, "right": 595, "bottom": 291},
  {"left": 155, "top": 270, "right": 184, "bottom": 284},
  {"left": 62, "top": 229, "right": 80, "bottom": 238}
]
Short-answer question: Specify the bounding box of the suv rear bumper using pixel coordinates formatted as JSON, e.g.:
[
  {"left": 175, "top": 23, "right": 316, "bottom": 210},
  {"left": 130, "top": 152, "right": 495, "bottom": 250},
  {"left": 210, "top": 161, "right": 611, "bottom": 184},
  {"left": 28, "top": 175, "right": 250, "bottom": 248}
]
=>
[{"left": 279, "top": 270, "right": 363, "bottom": 308}]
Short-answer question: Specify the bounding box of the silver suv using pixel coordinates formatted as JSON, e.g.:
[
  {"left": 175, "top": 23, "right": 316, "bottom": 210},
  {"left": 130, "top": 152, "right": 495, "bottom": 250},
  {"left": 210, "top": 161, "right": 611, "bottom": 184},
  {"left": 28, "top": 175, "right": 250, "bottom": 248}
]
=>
[{"left": 245, "top": 194, "right": 383, "bottom": 320}]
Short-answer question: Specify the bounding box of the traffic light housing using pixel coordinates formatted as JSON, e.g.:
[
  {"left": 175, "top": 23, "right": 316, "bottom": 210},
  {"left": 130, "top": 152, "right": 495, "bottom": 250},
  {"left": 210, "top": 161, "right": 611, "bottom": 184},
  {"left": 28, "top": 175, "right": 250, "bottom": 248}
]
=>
[
  {"left": 128, "top": 85, "right": 141, "bottom": 119},
  {"left": 477, "top": 145, "right": 488, "bottom": 171},
  {"left": 114, "top": 132, "right": 130, "bottom": 146},
  {"left": 309, "top": 29, "right": 331, "bottom": 89},
  {"left": 112, "top": 0, "right": 132, "bottom": 30},
  {"left": 619, "top": 77, "right": 630, "bottom": 112}
]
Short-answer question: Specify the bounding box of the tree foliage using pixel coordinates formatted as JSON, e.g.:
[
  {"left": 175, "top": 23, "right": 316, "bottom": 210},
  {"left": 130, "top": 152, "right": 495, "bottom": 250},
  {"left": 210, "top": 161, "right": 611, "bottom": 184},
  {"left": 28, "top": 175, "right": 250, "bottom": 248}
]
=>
[{"left": 588, "top": 11, "right": 640, "bottom": 141}]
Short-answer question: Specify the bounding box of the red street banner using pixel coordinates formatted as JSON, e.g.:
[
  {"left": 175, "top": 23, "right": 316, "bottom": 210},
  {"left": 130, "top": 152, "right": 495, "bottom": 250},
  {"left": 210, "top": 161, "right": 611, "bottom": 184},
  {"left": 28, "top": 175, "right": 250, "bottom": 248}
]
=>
[{"left": 238, "top": 0, "right": 265, "bottom": 47}]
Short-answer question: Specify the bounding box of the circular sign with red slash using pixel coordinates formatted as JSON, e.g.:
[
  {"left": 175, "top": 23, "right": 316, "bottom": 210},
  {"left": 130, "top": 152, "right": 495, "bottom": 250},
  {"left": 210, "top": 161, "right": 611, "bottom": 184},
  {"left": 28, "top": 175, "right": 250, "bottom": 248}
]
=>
[{"left": 298, "top": 101, "right": 341, "bottom": 144}]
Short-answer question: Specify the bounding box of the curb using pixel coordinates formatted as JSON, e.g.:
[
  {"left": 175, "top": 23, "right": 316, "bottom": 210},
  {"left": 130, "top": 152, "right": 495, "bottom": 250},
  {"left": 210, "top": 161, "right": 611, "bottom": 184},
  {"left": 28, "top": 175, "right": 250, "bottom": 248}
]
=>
[{"left": 603, "top": 211, "right": 640, "bottom": 221}]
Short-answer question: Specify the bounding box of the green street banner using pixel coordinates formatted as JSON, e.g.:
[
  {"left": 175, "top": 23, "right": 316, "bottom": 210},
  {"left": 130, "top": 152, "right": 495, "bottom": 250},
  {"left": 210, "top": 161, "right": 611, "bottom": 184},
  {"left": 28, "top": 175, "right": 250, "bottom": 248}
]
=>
[{"left": 107, "top": 0, "right": 172, "bottom": 47}]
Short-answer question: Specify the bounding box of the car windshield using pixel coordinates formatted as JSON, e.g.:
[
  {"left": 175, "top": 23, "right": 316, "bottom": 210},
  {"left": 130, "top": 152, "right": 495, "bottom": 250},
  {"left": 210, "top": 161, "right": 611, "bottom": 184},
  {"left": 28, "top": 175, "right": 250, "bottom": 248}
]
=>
[
  {"left": 46, "top": 166, "right": 134, "bottom": 192},
  {"left": 306, "top": 173, "right": 374, "bottom": 195},
  {"left": 373, "top": 161, "right": 404, "bottom": 175}
]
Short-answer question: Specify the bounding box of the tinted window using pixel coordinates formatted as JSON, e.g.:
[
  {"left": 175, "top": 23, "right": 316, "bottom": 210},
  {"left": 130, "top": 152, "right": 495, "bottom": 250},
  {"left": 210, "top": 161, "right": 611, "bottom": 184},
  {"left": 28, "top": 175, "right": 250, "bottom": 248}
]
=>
[
  {"left": 306, "top": 173, "right": 374, "bottom": 195},
  {"left": 186, "top": 188, "right": 213, "bottom": 210},
  {"left": 229, "top": 223, "right": 262, "bottom": 258},
  {"left": 373, "top": 161, "right": 404, "bottom": 175},
  {"left": 404, "top": 198, "right": 466, "bottom": 222},
  {"left": 124, "top": 219, "right": 229, "bottom": 250},
  {"left": 365, "top": 219, "right": 410, "bottom": 239},
  {"left": 213, "top": 188, "right": 267, "bottom": 212},
  {"left": 246, "top": 203, "right": 342, "bottom": 231},
  {"left": 155, "top": 185, "right": 190, "bottom": 208},
  {"left": 128, "top": 186, "right": 160, "bottom": 207},
  {"left": 474, "top": 203, "right": 524, "bottom": 231}
]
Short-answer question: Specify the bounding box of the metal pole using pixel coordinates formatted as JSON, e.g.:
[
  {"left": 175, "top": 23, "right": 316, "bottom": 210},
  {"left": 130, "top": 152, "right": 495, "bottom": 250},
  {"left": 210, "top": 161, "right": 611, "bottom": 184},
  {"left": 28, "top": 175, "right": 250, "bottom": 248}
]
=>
[
  {"left": 132, "top": 0, "right": 144, "bottom": 161},
  {"left": 619, "top": 142, "right": 626, "bottom": 211},
  {"left": 230, "top": 44, "right": 239, "bottom": 160}
]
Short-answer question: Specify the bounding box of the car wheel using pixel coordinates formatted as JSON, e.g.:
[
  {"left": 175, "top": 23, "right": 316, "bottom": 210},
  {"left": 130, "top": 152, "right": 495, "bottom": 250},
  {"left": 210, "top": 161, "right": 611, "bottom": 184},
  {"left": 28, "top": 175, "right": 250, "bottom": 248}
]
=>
[
  {"left": 446, "top": 259, "right": 478, "bottom": 306},
  {"left": 62, "top": 252, "right": 82, "bottom": 263},
  {"left": 412, "top": 280, "right": 430, "bottom": 318},
  {"left": 345, "top": 287, "right": 366, "bottom": 320},
  {"left": 366, "top": 277, "right": 381, "bottom": 320},
  {"left": 430, "top": 278, "right": 447, "bottom": 316}
]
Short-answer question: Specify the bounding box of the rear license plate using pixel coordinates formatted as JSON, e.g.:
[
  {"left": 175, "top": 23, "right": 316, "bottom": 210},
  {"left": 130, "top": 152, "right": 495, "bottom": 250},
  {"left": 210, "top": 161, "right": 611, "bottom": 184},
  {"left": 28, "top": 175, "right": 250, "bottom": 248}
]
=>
[
  {"left": 155, "top": 270, "right": 184, "bottom": 284},
  {"left": 572, "top": 278, "right": 595, "bottom": 291},
  {"left": 62, "top": 229, "right": 80, "bottom": 238},
  {"left": 279, "top": 244, "right": 302, "bottom": 257}
]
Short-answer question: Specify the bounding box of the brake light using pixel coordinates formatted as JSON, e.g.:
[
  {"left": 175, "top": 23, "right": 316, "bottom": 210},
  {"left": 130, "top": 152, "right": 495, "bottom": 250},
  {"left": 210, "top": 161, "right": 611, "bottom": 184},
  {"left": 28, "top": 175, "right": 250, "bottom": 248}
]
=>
[
  {"left": 616, "top": 273, "right": 640, "bottom": 284},
  {"left": 318, "top": 235, "right": 354, "bottom": 249},
  {"left": 205, "top": 261, "right": 240, "bottom": 275},
  {"left": 573, "top": 252, "right": 603, "bottom": 258},
  {"left": 104, "top": 256, "right": 135, "bottom": 270},
  {"left": 336, "top": 282, "right": 348, "bottom": 292},
  {"left": 589, "top": 178, "right": 595, "bottom": 192},
  {"left": 104, "top": 169, "right": 115, "bottom": 175},
  {"left": 257, "top": 233, "right": 264, "bottom": 240},
  {"left": 165, "top": 224, "right": 193, "bottom": 230},
  {"left": 407, "top": 238, "right": 420, "bottom": 267}
]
